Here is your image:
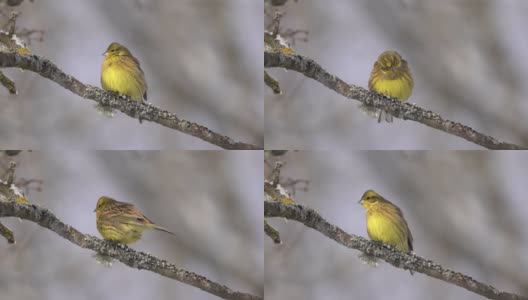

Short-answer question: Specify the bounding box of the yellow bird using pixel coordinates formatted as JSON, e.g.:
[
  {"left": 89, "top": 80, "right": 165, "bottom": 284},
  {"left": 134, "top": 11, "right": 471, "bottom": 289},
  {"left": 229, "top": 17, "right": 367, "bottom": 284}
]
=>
[
  {"left": 101, "top": 42, "right": 147, "bottom": 102},
  {"left": 363, "top": 50, "right": 414, "bottom": 123},
  {"left": 359, "top": 190, "right": 414, "bottom": 274},
  {"left": 94, "top": 196, "right": 175, "bottom": 244}
]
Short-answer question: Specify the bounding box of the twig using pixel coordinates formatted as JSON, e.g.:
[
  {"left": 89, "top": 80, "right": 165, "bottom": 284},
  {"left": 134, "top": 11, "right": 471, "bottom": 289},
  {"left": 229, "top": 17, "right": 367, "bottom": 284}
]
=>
[
  {"left": 0, "top": 52, "right": 261, "bottom": 150},
  {"left": 264, "top": 201, "right": 527, "bottom": 300},
  {"left": 264, "top": 71, "right": 281, "bottom": 94},
  {"left": 0, "top": 70, "right": 16, "bottom": 93},
  {"left": 2, "top": 150, "right": 22, "bottom": 156},
  {"left": 267, "top": 150, "right": 288, "bottom": 157},
  {"left": 3, "top": 11, "right": 19, "bottom": 35},
  {"left": 269, "top": 161, "right": 283, "bottom": 185},
  {"left": 6, "top": 0, "right": 25, "bottom": 7},
  {"left": 264, "top": 220, "right": 281, "bottom": 244},
  {"left": 264, "top": 51, "right": 526, "bottom": 150},
  {"left": 266, "top": 0, "right": 288, "bottom": 7},
  {"left": 0, "top": 221, "right": 14, "bottom": 243},
  {"left": 3, "top": 161, "right": 16, "bottom": 184},
  {"left": 0, "top": 201, "right": 262, "bottom": 300}
]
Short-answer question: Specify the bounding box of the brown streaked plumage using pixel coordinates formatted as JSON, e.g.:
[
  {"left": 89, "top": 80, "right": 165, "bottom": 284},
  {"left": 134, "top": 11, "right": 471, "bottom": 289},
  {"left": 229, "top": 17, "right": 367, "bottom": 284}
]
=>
[{"left": 94, "top": 196, "right": 175, "bottom": 244}]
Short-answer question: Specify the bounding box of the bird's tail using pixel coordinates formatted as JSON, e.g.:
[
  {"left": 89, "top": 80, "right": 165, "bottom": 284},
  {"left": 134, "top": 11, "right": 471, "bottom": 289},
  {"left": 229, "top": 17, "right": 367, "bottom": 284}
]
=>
[
  {"left": 377, "top": 109, "right": 393, "bottom": 123},
  {"left": 358, "top": 104, "right": 393, "bottom": 123},
  {"left": 94, "top": 103, "right": 115, "bottom": 118},
  {"left": 152, "top": 224, "right": 177, "bottom": 237}
]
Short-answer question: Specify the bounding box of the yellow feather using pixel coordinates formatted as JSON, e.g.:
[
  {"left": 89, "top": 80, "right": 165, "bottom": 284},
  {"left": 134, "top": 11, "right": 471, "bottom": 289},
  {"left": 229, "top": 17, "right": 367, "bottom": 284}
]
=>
[
  {"left": 95, "top": 196, "right": 175, "bottom": 244},
  {"left": 359, "top": 190, "right": 414, "bottom": 274},
  {"left": 100, "top": 42, "right": 147, "bottom": 102},
  {"left": 366, "top": 209, "right": 410, "bottom": 252},
  {"left": 362, "top": 50, "right": 414, "bottom": 123}
]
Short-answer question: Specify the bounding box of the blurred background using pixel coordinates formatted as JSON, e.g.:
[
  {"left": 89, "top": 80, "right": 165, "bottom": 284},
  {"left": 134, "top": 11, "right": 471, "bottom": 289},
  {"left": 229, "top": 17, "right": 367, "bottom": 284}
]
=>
[
  {"left": 0, "top": 151, "right": 263, "bottom": 299},
  {"left": 265, "top": 0, "right": 528, "bottom": 149},
  {"left": 265, "top": 151, "right": 528, "bottom": 300},
  {"left": 0, "top": 0, "right": 262, "bottom": 149}
]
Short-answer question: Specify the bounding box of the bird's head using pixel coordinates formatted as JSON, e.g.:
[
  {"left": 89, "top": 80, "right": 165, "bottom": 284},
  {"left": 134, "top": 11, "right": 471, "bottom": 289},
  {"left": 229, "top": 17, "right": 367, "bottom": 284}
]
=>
[
  {"left": 95, "top": 196, "right": 116, "bottom": 212},
  {"left": 358, "top": 189, "right": 384, "bottom": 209},
  {"left": 103, "top": 42, "right": 132, "bottom": 57},
  {"left": 377, "top": 50, "right": 403, "bottom": 72}
]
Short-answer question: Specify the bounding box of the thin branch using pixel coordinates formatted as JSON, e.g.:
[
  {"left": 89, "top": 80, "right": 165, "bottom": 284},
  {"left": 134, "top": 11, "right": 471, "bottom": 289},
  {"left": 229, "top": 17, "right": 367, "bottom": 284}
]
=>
[
  {"left": 0, "top": 221, "right": 14, "bottom": 243},
  {"left": 264, "top": 71, "right": 281, "bottom": 94},
  {"left": 0, "top": 201, "right": 262, "bottom": 300},
  {"left": 0, "top": 70, "right": 16, "bottom": 93},
  {"left": 265, "top": 0, "right": 288, "bottom": 7},
  {"left": 5, "top": 0, "right": 25, "bottom": 7},
  {"left": 264, "top": 51, "right": 526, "bottom": 150},
  {"left": 264, "top": 220, "right": 281, "bottom": 244},
  {"left": 266, "top": 150, "right": 288, "bottom": 157},
  {"left": 2, "top": 150, "right": 22, "bottom": 156},
  {"left": 3, "top": 161, "right": 16, "bottom": 184},
  {"left": 3, "top": 11, "right": 19, "bottom": 34},
  {"left": 264, "top": 201, "right": 526, "bottom": 300},
  {"left": 0, "top": 52, "right": 261, "bottom": 150}
]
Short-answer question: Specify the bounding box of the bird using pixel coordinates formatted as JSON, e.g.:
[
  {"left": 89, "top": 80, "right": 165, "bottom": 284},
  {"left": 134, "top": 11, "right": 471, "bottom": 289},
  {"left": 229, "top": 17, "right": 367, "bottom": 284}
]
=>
[
  {"left": 363, "top": 50, "right": 414, "bottom": 122},
  {"left": 359, "top": 189, "right": 414, "bottom": 274},
  {"left": 94, "top": 196, "right": 175, "bottom": 244},
  {"left": 101, "top": 42, "right": 147, "bottom": 102}
]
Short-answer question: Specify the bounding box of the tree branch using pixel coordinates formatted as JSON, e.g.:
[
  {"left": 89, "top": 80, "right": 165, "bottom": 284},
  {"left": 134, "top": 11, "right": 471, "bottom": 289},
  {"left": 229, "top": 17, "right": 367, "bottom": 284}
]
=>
[
  {"left": 264, "top": 200, "right": 526, "bottom": 300},
  {"left": 264, "top": 51, "right": 526, "bottom": 150},
  {"left": 0, "top": 201, "right": 262, "bottom": 300},
  {"left": 0, "top": 52, "right": 261, "bottom": 150},
  {"left": 0, "top": 70, "right": 16, "bottom": 94},
  {"left": 0, "top": 221, "right": 14, "bottom": 243},
  {"left": 264, "top": 71, "right": 281, "bottom": 94},
  {"left": 264, "top": 220, "right": 281, "bottom": 244}
]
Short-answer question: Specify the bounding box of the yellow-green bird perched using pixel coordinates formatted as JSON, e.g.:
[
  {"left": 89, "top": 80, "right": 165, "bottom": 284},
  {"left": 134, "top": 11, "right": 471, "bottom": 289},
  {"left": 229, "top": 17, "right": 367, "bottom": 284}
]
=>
[
  {"left": 359, "top": 190, "right": 414, "bottom": 274},
  {"left": 361, "top": 50, "right": 414, "bottom": 123},
  {"left": 94, "top": 196, "right": 175, "bottom": 244},
  {"left": 99, "top": 42, "right": 147, "bottom": 117}
]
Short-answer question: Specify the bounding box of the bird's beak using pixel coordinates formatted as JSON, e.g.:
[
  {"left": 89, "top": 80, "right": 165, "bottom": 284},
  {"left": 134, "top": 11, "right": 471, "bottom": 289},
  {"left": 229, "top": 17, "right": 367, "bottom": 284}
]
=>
[
  {"left": 358, "top": 199, "right": 363, "bottom": 204},
  {"left": 102, "top": 51, "right": 107, "bottom": 56},
  {"left": 93, "top": 208, "right": 96, "bottom": 212}
]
